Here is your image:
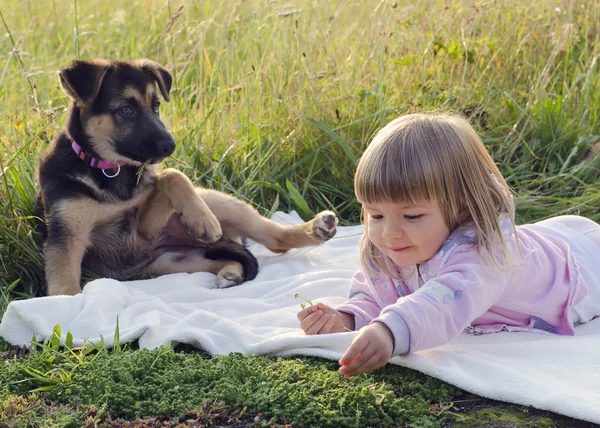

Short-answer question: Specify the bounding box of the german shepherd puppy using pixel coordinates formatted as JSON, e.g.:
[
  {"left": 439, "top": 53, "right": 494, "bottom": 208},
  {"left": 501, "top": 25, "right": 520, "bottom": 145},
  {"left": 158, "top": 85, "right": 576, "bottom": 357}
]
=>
[{"left": 36, "top": 58, "right": 338, "bottom": 296}]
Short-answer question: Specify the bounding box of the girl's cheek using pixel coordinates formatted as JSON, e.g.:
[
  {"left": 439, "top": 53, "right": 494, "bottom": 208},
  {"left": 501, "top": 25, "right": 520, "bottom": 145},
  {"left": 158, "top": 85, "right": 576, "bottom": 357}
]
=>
[
  {"left": 367, "top": 220, "right": 377, "bottom": 240},
  {"left": 366, "top": 222, "right": 380, "bottom": 241},
  {"left": 367, "top": 219, "right": 380, "bottom": 231}
]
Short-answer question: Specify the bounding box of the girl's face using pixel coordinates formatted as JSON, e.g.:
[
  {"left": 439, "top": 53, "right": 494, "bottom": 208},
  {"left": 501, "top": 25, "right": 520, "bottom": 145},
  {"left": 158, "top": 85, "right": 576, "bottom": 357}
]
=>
[{"left": 363, "top": 199, "right": 451, "bottom": 267}]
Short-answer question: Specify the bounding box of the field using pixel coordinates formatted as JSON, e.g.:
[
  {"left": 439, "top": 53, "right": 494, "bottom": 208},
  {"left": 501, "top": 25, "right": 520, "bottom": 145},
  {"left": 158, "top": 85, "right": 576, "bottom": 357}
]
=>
[{"left": 1, "top": 0, "right": 599, "bottom": 426}]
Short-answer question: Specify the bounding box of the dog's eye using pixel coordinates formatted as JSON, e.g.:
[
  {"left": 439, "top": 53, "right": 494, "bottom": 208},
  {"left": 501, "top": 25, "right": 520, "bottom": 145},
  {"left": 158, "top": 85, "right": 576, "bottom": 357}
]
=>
[
  {"left": 120, "top": 106, "right": 133, "bottom": 116},
  {"left": 153, "top": 102, "right": 161, "bottom": 113}
]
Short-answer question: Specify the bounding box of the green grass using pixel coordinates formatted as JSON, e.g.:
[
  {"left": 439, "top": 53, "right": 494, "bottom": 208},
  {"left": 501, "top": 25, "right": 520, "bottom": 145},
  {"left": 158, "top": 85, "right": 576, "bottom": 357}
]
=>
[{"left": 1, "top": 0, "right": 600, "bottom": 425}]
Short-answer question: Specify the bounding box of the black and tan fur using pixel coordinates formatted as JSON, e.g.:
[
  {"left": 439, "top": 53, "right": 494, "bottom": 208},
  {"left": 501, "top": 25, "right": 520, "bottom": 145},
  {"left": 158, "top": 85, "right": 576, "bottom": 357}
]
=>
[{"left": 36, "top": 58, "right": 338, "bottom": 296}]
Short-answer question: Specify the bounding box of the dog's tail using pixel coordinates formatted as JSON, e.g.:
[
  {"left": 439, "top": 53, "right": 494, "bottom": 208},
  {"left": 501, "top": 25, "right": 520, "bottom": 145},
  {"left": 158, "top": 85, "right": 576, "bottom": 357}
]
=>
[{"left": 204, "top": 239, "right": 259, "bottom": 281}]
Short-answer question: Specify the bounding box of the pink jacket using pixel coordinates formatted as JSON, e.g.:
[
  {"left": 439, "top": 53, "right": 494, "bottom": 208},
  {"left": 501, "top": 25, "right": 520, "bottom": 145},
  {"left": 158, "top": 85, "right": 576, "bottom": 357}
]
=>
[{"left": 336, "top": 214, "right": 599, "bottom": 355}]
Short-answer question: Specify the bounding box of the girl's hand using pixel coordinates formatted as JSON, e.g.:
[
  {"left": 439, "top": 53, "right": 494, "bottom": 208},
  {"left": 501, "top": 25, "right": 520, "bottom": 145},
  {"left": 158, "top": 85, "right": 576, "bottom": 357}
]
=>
[
  {"left": 338, "top": 322, "right": 394, "bottom": 377},
  {"left": 297, "top": 302, "right": 354, "bottom": 335}
]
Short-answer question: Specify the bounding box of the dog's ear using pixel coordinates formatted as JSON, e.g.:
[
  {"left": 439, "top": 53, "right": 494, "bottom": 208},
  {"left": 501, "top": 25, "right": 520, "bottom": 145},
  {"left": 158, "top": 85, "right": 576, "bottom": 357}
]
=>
[
  {"left": 137, "top": 59, "right": 173, "bottom": 102},
  {"left": 58, "top": 59, "right": 111, "bottom": 105}
]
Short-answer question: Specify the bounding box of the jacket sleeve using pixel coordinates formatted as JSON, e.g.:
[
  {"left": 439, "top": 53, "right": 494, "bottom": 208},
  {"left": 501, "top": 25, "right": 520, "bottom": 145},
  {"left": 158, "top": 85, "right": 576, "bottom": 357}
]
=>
[
  {"left": 336, "top": 270, "right": 383, "bottom": 329},
  {"left": 375, "top": 248, "right": 511, "bottom": 354}
]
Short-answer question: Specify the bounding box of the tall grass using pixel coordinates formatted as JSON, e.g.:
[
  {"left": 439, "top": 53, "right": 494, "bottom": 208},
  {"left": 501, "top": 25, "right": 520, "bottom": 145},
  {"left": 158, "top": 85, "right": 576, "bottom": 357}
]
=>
[{"left": 0, "top": 0, "right": 599, "bottom": 303}]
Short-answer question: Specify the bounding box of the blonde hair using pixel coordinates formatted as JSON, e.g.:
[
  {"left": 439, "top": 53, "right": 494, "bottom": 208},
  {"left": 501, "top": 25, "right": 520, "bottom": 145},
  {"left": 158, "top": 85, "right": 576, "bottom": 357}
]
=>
[{"left": 355, "top": 113, "right": 515, "bottom": 279}]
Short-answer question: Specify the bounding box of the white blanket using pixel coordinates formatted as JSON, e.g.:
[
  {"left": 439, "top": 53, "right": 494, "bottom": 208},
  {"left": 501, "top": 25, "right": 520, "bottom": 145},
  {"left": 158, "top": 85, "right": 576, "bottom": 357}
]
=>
[{"left": 1, "top": 212, "right": 599, "bottom": 424}]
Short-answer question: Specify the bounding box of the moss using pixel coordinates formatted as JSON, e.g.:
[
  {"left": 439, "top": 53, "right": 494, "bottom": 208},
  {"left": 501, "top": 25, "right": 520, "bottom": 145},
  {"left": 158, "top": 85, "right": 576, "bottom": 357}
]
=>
[
  {"left": 0, "top": 344, "right": 593, "bottom": 427},
  {"left": 0, "top": 394, "right": 85, "bottom": 427},
  {"left": 453, "top": 406, "right": 569, "bottom": 428},
  {"left": 1, "top": 346, "right": 462, "bottom": 427}
]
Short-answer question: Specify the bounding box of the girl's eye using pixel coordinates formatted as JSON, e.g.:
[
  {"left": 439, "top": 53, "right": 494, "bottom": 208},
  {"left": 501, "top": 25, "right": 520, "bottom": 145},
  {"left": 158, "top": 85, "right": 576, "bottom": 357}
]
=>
[
  {"left": 120, "top": 106, "right": 133, "bottom": 115},
  {"left": 404, "top": 214, "right": 423, "bottom": 220},
  {"left": 369, "top": 214, "right": 383, "bottom": 220}
]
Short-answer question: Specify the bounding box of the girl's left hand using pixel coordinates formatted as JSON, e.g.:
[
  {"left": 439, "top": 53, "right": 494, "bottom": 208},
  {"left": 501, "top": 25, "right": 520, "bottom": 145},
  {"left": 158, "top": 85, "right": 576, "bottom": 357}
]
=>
[{"left": 338, "top": 322, "right": 394, "bottom": 377}]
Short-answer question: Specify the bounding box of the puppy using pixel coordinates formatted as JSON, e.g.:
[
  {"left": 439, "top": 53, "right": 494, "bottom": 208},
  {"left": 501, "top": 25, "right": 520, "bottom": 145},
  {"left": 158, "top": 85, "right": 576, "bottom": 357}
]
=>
[{"left": 35, "top": 58, "right": 338, "bottom": 296}]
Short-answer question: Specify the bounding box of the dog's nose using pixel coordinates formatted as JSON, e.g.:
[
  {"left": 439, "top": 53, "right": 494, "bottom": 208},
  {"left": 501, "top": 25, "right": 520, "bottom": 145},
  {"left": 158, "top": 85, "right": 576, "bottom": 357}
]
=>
[{"left": 156, "top": 140, "right": 176, "bottom": 157}]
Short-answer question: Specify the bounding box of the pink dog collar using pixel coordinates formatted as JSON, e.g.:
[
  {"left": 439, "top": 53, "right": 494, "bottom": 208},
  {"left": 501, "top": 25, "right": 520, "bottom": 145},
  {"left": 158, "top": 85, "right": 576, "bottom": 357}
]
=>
[{"left": 71, "top": 139, "right": 126, "bottom": 176}]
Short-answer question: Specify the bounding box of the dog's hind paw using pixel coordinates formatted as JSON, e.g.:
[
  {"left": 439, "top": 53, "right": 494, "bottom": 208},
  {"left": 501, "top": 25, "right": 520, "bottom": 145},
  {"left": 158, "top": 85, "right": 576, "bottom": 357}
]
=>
[
  {"left": 311, "top": 210, "right": 338, "bottom": 241},
  {"left": 214, "top": 263, "right": 244, "bottom": 289}
]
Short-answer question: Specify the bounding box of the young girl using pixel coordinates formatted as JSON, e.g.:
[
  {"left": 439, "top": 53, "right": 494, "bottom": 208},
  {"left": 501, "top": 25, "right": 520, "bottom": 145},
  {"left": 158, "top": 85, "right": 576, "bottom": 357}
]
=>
[{"left": 297, "top": 113, "right": 600, "bottom": 378}]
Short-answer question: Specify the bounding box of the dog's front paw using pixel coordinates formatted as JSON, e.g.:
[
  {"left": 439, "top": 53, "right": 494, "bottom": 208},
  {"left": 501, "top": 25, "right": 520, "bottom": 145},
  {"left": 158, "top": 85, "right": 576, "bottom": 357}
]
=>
[
  {"left": 47, "top": 281, "right": 82, "bottom": 296},
  {"left": 311, "top": 210, "right": 338, "bottom": 241},
  {"left": 214, "top": 263, "right": 244, "bottom": 289},
  {"left": 180, "top": 206, "right": 223, "bottom": 243}
]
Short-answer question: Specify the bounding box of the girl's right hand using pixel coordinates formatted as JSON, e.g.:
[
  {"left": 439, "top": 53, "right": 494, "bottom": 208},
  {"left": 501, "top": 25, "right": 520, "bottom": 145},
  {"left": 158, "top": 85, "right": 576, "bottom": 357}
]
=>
[{"left": 297, "top": 302, "right": 355, "bottom": 335}]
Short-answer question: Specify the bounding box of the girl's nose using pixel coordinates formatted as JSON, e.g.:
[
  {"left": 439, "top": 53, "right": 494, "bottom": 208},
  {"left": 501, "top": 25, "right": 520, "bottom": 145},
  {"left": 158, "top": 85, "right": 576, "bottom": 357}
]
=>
[{"left": 382, "top": 222, "right": 404, "bottom": 239}]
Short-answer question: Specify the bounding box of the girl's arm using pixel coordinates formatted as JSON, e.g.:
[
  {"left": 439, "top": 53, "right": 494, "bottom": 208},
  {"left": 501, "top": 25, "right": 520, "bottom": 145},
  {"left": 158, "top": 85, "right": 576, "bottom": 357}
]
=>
[
  {"left": 336, "top": 271, "right": 384, "bottom": 329},
  {"left": 375, "top": 249, "right": 511, "bottom": 354}
]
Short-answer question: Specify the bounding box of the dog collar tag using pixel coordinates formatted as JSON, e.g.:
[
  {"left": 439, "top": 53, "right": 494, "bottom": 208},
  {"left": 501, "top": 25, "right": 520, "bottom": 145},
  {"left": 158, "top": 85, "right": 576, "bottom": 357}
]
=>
[{"left": 102, "top": 165, "right": 121, "bottom": 178}]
